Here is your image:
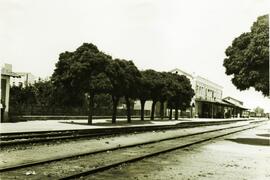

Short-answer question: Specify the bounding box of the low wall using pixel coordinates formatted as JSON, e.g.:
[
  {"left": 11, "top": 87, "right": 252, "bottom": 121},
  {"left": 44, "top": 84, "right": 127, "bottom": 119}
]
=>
[{"left": 10, "top": 115, "right": 153, "bottom": 121}]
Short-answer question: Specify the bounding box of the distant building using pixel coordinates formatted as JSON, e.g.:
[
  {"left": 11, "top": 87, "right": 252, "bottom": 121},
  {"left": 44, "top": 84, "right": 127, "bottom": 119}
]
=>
[
  {"left": 1, "top": 64, "right": 20, "bottom": 122},
  {"left": 11, "top": 72, "right": 37, "bottom": 87}
]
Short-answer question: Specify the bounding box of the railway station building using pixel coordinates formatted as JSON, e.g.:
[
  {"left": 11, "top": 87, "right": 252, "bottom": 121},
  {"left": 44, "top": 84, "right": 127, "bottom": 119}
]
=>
[
  {"left": 171, "top": 68, "right": 223, "bottom": 118},
  {"left": 170, "top": 68, "right": 249, "bottom": 118},
  {"left": 134, "top": 68, "right": 249, "bottom": 119}
]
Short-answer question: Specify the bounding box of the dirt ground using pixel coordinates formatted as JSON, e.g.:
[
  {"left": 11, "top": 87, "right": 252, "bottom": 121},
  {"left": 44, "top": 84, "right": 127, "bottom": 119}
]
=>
[
  {"left": 0, "top": 120, "right": 268, "bottom": 180},
  {"left": 88, "top": 122, "right": 270, "bottom": 180},
  {"left": 1, "top": 121, "right": 250, "bottom": 168}
]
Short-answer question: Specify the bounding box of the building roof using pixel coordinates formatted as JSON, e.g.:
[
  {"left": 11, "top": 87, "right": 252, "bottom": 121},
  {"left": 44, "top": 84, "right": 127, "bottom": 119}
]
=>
[
  {"left": 1, "top": 63, "right": 21, "bottom": 78},
  {"left": 195, "top": 97, "right": 249, "bottom": 110},
  {"left": 1, "top": 71, "right": 21, "bottom": 77},
  {"left": 170, "top": 68, "right": 194, "bottom": 79},
  {"left": 223, "top": 96, "right": 243, "bottom": 105},
  {"left": 222, "top": 99, "right": 249, "bottom": 110},
  {"left": 195, "top": 97, "right": 230, "bottom": 106}
]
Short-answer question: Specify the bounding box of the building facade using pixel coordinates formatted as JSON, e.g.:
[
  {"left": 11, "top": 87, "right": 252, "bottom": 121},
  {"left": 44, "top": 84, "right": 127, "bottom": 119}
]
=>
[
  {"left": 170, "top": 68, "right": 225, "bottom": 118},
  {"left": 1, "top": 64, "right": 20, "bottom": 122}
]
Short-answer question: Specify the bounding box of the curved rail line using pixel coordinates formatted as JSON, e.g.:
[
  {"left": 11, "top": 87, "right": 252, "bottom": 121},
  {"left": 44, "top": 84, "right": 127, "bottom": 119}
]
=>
[
  {"left": 61, "top": 124, "right": 264, "bottom": 180},
  {"left": 0, "top": 120, "right": 266, "bottom": 177},
  {"left": 0, "top": 120, "right": 251, "bottom": 146}
]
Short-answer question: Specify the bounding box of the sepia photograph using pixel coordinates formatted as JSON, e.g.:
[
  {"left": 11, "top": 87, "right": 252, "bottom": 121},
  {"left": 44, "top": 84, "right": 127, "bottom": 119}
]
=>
[{"left": 0, "top": 0, "right": 269, "bottom": 179}]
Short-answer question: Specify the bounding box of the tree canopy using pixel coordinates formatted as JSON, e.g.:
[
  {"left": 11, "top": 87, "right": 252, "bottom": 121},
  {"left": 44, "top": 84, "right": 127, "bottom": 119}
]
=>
[
  {"left": 49, "top": 42, "right": 195, "bottom": 124},
  {"left": 167, "top": 73, "right": 195, "bottom": 120},
  {"left": 223, "top": 15, "right": 269, "bottom": 96},
  {"left": 9, "top": 84, "right": 36, "bottom": 114},
  {"left": 105, "top": 59, "right": 141, "bottom": 123},
  {"left": 254, "top": 106, "right": 264, "bottom": 115},
  {"left": 140, "top": 70, "right": 165, "bottom": 120},
  {"left": 52, "top": 43, "right": 112, "bottom": 124}
]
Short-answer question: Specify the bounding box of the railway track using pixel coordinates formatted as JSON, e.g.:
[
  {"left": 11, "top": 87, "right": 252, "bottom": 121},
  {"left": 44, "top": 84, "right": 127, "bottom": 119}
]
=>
[
  {"left": 0, "top": 120, "right": 239, "bottom": 146},
  {"left": 0, "top": 119, "right": 257, "bottom": 146},
  {"left": 0, "top": 120, "right": 266, "bottom": 180}
]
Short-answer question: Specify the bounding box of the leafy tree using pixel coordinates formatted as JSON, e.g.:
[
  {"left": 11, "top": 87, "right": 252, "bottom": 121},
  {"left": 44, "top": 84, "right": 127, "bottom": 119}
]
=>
[
  {"left": 137, "top": 71, "right": 152, "bottom": 121},
  {"left": 94, "top": 94, "right": 113, "bottom": 110},
  {"left": 9, "top": 84, "right": 26, "bottom": 114},
  {"left": 167, "top": 100, "right": 174, "bottom": 120},
  {"left": 24, "top": 85, "right": 37, "bottom": 114},
  {"left": 121, "top": 60, "right": 141, "bottom": 123},
  {"left": 140, "top": 70, "right": 165, "bottom": 120},
  {"left": 9, "top": 84, "right": 36, "bottom": 114},
  {"left": 158, "top": 72, "right": 179, "bottom": 119},
  {"left": 176, "top": 76, "right": 194, "bottom": 119},
  {"left": 52, "top": 43, "right": 112, "bottom": 124},
  {"left": 105, "top": 59, "right": 141, "bottom": 123},
  {"left": 223, "top": 15, "right": 269, "bottom": 96},
  {"left": 51, "top": 51, "right": 86, "bottom": 108},
  {"left": 162, "top": 73, "right": 179, "bottom": 120},
  {"left": 104, "top": 59, "right": 124, "bottom": 123},
  {"left": 168, "top": 73, "right": 194, "bottom": 120},
  {"left": 254, "top": 106, "right": 264, "bottom": 116},
  {"left": 33, "top": 80, "right": 55, "bottom": 111},
  {"left": 137, "top": 71, "right": 194, "bottom": 121}
]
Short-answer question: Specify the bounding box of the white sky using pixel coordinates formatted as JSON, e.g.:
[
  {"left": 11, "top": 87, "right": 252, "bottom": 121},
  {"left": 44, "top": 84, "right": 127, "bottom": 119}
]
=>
[{"left": 1, "top": 0, "right": 269, "bottom": 111}]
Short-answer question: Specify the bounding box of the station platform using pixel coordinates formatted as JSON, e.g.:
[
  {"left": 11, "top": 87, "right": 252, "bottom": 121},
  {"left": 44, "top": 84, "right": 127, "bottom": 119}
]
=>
[{"left": 0, "top": 118, "right": 257, "bottom": 134}]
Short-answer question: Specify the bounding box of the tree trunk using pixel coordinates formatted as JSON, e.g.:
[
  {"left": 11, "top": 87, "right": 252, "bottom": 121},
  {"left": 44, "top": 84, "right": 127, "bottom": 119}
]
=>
[
  {"left": 112, "top": 95, "right": 119, "bottom": 124},
  {"left": 151, "top": 100, "right": 157, "bottom": 120},
  {"left": 160, "top": 101, "right": 165, "bottom": 120},
  {"left": 175, "top": 107, "right": 179, "bottom": 120},
  {"left": 52, "top": 105, "right": 55, "bottom": 115},
  {"left": 140, "top": 99, "right": 146, "bottom": 121},
  {"left": 125, "top": 96, "right": 131, "bottom": 123},
  {"left": 42, "top": 104, "right": 46, "bottom": 114},
  {"left": 88, "top": 92, "right": 94, "bottom": 125},
  {"left": 30, "top": 104, "right": 33, "bottom": 115},
  {"left": 169, "top": 107, "right": 172, "bottom": 120}
]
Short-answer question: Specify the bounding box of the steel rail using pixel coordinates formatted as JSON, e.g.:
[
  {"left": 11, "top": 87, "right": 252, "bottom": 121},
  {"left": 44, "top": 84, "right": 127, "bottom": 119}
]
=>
[
  {"left": 0, "top": 122, "right": 264, "bottom": 173},
  {"left": 0, "top": 120, "right": 249, "bottom": 146},
  {"left": 1, "top": 119, "right": 253, "bottom": 136},
  {"left": 60, "top": 123, "right": 264, "bottom": 180}
]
